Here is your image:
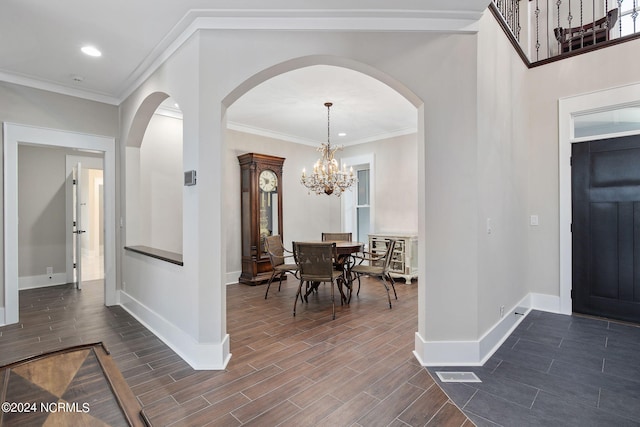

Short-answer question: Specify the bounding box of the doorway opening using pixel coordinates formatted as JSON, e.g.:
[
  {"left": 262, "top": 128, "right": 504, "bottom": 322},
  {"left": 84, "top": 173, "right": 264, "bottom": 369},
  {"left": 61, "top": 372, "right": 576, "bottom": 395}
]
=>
[
  {"left": 224, "top": 61, "right": 420, "bottom": 346},
  {"left": 3, "top": 123, "right": 116, "bottom": 326},
  {"left": 66, "top": 155, "right": 105, "bottom": 288}
]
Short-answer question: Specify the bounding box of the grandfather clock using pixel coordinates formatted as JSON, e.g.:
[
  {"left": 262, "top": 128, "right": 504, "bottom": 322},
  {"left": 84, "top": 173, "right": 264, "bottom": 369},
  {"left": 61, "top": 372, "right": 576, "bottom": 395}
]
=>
[{"left": 237, "top": 153, "right": 285, "bottom": 285}]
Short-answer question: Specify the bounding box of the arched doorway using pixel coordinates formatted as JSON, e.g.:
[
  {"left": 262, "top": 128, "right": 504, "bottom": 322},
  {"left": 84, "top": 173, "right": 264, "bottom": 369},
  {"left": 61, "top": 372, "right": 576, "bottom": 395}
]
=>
[{"left": 221, "top": 56, "right": 423, "bottom": 352}]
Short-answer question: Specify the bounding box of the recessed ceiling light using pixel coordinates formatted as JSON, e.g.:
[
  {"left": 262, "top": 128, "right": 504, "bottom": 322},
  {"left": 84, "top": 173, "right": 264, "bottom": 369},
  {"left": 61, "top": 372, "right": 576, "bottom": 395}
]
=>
[
  {"left": 338, "top": 132, "right": 347, "bottom": 137},
  {"left": 81, "top": 46, "right": 102, "bottom": 57}
]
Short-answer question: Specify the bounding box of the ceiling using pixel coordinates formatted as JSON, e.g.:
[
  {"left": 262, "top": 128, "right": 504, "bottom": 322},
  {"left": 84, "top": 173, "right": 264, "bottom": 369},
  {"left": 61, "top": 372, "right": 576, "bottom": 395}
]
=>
[{"left": 0, "top": 0, "right": 490, "bottom": 145}]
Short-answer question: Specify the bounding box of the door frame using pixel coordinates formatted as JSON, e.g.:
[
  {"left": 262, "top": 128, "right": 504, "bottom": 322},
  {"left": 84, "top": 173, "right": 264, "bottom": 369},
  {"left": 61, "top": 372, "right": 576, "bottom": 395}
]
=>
[
  {"left": 3, "top": 123, "right": 116, "bottom": 326},
  {"left": 559, "top": 83, "right": 640, "bottom": 315}
]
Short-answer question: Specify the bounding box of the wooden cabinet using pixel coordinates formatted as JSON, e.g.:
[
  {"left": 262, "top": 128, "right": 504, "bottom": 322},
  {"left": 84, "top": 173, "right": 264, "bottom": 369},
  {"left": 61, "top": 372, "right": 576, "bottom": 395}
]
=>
[
  {"left": 368, "top": 233, "right": 418, "bottom": 283},
  {"left": 238, "top": 153, "right": 285, "bottom": 285}
]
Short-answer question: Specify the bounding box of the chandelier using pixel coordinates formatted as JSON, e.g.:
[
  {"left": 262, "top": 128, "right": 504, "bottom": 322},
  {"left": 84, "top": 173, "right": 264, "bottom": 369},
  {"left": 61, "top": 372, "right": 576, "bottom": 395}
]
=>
[{"left": 301, "top": 102, "right": 356, "bottom": 196}]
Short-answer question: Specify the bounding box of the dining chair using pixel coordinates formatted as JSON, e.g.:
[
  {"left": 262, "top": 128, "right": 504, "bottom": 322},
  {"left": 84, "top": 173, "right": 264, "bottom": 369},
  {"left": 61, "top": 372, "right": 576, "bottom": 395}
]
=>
[
  {"left": 321, "top": 232, "right": 352, "bottom": 242},
  {"left": 321, "top": 232, "right": 354, "bottom": 278},
  {"left": 293, "top": 242, "right": 346, "bottom": 320},
  {"left": 351, "top": 239, "right": 398, "bottom": 308},
  {"left": 264, "top": 235, "right": 299, "bottom": 300}
]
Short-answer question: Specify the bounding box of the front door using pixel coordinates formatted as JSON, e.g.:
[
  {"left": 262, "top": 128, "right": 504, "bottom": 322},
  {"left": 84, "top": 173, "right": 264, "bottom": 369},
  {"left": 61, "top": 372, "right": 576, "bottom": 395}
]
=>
[{"left": 572, "top": 135, "right": 640, "bottom": 323}]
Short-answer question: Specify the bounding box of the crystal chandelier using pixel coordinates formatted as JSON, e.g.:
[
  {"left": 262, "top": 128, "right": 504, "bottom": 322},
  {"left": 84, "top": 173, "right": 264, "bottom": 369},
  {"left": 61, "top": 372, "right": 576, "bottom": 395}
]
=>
[{"left": 301, "top": 102, "right": 356, "bottom": 196}]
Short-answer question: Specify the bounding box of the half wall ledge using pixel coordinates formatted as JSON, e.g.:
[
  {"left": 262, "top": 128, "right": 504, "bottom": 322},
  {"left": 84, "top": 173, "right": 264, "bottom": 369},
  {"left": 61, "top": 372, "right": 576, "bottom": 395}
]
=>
[{"left": 124, "top": 245, "right": 183, "bottom": 266}]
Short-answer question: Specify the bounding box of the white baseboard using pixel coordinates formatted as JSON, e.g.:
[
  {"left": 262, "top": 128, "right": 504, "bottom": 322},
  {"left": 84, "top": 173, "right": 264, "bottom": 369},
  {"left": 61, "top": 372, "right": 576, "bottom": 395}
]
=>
[
  {"left": 414, "top": 292, "right": 561, "bottom": 366},
  {"left": 226, "top": 270, "right": 241, "bottom": 285},
  {"left": 19, "top": 273, "right": 69, "bottom": 290},
  {"left": 529, "top": 292, "right": 561, "bottom": 313},
  {"left": 118, "top": 290, "right": 231, "bottom": 370}
]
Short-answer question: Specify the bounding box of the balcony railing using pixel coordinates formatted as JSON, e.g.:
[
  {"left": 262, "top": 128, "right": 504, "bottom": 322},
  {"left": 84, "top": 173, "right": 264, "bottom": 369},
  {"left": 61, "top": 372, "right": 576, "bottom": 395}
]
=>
[{"left": 492, "top": 0, "right": 640, "bottom": 63}]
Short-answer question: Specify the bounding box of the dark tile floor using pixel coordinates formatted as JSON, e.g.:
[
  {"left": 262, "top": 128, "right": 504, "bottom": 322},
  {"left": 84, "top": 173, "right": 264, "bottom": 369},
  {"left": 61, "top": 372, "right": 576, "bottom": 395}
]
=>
[{"left": 429, "top": 310, "right": 640, "bottom": 427}]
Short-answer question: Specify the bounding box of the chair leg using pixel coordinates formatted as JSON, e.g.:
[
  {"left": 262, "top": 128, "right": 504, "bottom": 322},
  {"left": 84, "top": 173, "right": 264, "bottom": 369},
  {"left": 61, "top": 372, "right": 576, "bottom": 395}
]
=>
[
  {"left": 356, "top": 274, "right": 362, "bottom": 296},
  {"left": 293, "top": 278, "right": 304, "bottom": 316},
  {"left": 337, "top": 276, "right": 347, "bottom": 306},
  {"left": 277, "top": 272, "right": 284, "bottom": 292},
  {"left": 387, "top": 274, "right": 398, "bottom": 300},
  {"left": 344, "top": 276, "right": 352, "bottom": 304},
  {"left": 378, "top": 276, "right": 393, "bottom": 309},
  {"left": 330, "top": 280, "right": 336, "bottom": 320},
  {"left": 264, "top": 271, "right": 278, "bottom": 299}
]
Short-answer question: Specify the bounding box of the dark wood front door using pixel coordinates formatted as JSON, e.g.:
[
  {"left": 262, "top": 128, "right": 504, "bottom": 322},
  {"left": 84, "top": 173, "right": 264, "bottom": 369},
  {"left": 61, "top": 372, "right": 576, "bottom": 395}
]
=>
[{"left": 572, "top": 135, "right": 640, "bottom": 323}]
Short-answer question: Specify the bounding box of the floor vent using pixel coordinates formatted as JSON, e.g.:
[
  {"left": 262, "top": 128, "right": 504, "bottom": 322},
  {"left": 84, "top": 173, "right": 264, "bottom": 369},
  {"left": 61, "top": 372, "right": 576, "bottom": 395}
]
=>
[{"left": 435, "top": 371, "right": 482, "bottom": 383}]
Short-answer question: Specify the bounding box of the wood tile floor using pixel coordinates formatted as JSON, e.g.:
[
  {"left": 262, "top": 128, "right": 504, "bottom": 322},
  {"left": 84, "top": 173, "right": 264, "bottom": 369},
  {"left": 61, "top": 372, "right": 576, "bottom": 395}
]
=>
[{"left": 0, "top": 278, "right": 471, "bottom": 426}]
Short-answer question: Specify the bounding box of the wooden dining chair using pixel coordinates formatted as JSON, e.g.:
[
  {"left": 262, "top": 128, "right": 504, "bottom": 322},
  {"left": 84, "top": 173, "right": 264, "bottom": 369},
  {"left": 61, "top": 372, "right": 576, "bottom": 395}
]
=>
[
  {"left": 321, "top": 232, "right": 352, "bottom": 242},
  {"left": 351, "top": 239, "right": 398, "bottom": 308},
  {"left": 293, "top": 242, "right": 346, "bottom": 320},
  {"left": 264, "top": 235, "right": 298, "bottom": 300}
]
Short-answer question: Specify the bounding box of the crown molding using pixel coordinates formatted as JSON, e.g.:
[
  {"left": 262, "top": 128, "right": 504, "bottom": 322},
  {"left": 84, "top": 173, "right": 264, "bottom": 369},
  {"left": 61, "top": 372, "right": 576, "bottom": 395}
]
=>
[
  {"left": 227, "top": 120, "right": 416, "bottom": 147},
  {"left": 0, "top": 71, "right": 120, "bottom": 105}
]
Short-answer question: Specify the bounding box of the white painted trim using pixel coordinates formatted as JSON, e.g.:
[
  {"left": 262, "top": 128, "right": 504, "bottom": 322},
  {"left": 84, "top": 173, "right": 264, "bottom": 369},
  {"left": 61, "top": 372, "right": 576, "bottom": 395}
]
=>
[
  {"left": 558, "top": 82, "right": 640, "bottom": 318},
  {"left": 3, "top": 123, "right": 117, "bottom": 326},
  {"left": 228, "top": 120, "right": 417, "bottom": 147},
  {"left": 0, "top": 307, "right": 5, "bottom": 327},
  {"left": 414, "top": 292, "right": 560, "bottom": 366},
  {"left": 19, "top": 273, "right": 68, "bottom": 290},
  {"left": 340, "top": 153, "right": 375, "bottom": 240},
  {"left": 3, "top": 124, "right": 19, "bottom": 325},
  {"left": 0, "top": 71, "right": 120, "bottom": 105},
  {"left": 118, "top": 291, "right": 231, "bottom": 370},
  {"left": 529, "top": 292, "right": 561, "bottom": 313},
  {"left": 226, "top": 270, "right": 242, "bottom": 285}
]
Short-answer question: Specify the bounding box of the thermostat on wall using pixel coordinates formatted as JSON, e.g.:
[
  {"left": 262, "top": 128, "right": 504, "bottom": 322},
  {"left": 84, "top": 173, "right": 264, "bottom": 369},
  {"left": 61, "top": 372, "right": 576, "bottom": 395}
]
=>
[{"left": 184, "top": 170, "right": 197, "bottom": 186}]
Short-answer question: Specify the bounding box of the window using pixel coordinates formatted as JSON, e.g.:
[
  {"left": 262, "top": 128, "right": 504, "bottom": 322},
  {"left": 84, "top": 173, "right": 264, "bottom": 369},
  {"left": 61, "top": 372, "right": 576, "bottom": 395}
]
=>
[{"left": 356, "top": 169, "right": 370, "bottom": 243}]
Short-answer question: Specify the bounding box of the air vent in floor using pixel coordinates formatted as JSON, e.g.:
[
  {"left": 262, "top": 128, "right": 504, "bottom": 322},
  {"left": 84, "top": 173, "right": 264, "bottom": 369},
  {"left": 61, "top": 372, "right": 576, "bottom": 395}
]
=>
[{"left": 435, "top": 371, "right": 481, "bottom": 383}]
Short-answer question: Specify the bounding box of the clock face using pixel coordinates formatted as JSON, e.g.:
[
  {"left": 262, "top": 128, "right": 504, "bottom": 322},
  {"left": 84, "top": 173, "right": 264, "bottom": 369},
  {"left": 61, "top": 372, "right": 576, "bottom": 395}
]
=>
[{"left": 259, "top": 170, "right": 277, "bottom": 192}]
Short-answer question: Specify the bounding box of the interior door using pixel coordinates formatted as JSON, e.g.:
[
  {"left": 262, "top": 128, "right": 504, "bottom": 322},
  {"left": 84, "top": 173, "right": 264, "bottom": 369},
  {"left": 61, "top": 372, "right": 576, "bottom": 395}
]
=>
[
  {"left": 572, "top": 135, "right": 640, "bottom": 323},
  {"left": 72, "top": 162, "right": 86, "bottom": 289}
]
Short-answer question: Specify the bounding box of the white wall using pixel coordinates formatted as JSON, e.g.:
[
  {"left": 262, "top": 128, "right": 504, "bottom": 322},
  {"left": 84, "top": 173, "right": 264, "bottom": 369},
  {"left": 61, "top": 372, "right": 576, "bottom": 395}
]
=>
[
  {"left": 477, "top": 12, "right": 530, "bottom": 336},
  {"left": 343, "top": 133, "right": 418, "bottom": 235},
  {"left": 119, "top": 36, "right": 219, "bottom": 368},
  {"left": 127, "top": 112, "right": 183, "bottom": 253},
  {"left": 18, "top": 145, "right": 67, "bottom": 278}
]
